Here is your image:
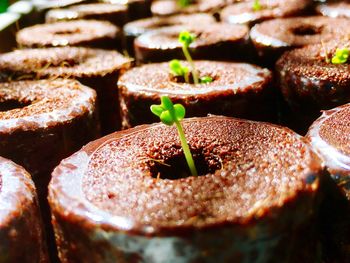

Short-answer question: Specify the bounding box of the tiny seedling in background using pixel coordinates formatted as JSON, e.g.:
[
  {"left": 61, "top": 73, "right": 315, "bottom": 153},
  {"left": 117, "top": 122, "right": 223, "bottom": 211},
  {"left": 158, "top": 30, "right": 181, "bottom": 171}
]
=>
[
  {"left": 331, "top": 48, "right": 349, "bottom": 64},
  {"left": 178, "top": 0, "right": 191, "bottom": 8},
  {"left": 179, "top": 31, "right": 200, "bottom": 84},
  {"left": 172, "top": 31, "right": 213, "bottom": 84},
  {"left": 151, "top": 96, "right": 198, "bottom": 177},
  {"left": 253, "top": 0, "right": 262, "bottom": 11},
  {"left": 200, "top": 76, "right": 213, "bottom": 84}
]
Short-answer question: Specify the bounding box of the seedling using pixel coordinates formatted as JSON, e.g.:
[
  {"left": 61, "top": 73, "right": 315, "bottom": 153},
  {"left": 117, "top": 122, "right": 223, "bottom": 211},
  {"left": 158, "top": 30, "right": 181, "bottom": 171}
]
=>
[
  {"left": 331, "top": 48, "right": 349, "bottom": 64},
  {"left": 253, "top": 0, "right": 262, "bottom": 11},
  {"left": 178, "top": 31, "right": 199, "bottom": 84},
  {"left": 169, "top": 59, "right": 190, "bottom": 83},
  {"left": 151, "top": 96, "right": 198, "bottom": 177},
  {"left": 178, "top": 0, "right": 191, "bottom": 7},
  {"left": 200, "top": 76, "right": 213, "bottom": 84},
  {"left": 169, "top": 31, "right": 213, "bottom": 84}
]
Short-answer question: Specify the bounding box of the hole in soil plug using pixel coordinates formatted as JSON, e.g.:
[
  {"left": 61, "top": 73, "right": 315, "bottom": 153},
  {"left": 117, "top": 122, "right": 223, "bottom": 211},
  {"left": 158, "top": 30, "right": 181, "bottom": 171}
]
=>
[
  {"left": 170, "top": 72, "right": 216, "bottom": 84},
  {"left": 292, "top": 25, "right": 322, "bottom": 36},
  {"left": 0, "top": 99, "right": 32, "bottom": 112},
  {"left": 54, "top": 29, "right": 81, "bottom": 35},
  {"left": 170, "top": 72, "right": 195, "bottom": 84},
  {"left": 40, "top": 59, "right": 78, "bottom": 68},
  {"left": 150, "top": 151, "right": 221, "bottom": 180}
]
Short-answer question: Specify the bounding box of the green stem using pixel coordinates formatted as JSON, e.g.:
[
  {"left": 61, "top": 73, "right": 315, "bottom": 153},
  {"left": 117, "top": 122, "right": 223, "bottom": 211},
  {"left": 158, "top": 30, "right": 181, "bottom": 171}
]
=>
[
  {"left": 175, "top": 120, "right": 198, "bottom": 176},
  {"left": 178, "top": 0, "right": 191, "bottom": 7},
  {"left": 184, "top": 71, "right": 189, "bottom": 83},
  {"left": 182, "top": 46, "right": 199, "bottom": 85}
]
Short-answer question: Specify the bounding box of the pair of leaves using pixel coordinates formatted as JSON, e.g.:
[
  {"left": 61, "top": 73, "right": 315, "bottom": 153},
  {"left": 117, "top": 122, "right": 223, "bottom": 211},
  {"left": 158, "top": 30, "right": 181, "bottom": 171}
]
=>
[
  {"left": 331, "top": 48, "right": 349, "bottom": 65},
  {"left": 170, "top": 59, "right": 189, "bottom": 77},
  {"left": 169, "top": 59, "right": 213, "bottom": 84},
  {"left": 151, "top": 96, "right": 185, "bottom": 126},
  {"left": 179, "top": 31, "right": 196, "bottom": 48}
]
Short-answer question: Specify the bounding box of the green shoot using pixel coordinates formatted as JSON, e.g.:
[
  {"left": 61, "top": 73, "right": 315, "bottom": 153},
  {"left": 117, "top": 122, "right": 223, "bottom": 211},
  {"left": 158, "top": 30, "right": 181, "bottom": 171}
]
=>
[
  {"left": 331, "top": 48, "right": 349, "bottom": 64},
  {"left": 178, "top": 0, "right": 191, "bottom": 7},
  {"left": 253, "top": 0, "right": 262, "bottom": 11},
  {"left": 151, "top": 96, "right": 198, "bottom": 177},
  {"left": 169, "top": 59, "right": 213, "bottom": 84},
  {"left": 169, "top": 59, "right": 189, "bottom": 83},
  {"left": 200, "top": 76, "right": 213, "bottom": 84},
  {"left": 179, "top": 31, "right": 199, "bottom": 85},
  {"left": 171, "top": 31, "right": 213, "bottom": 85}
]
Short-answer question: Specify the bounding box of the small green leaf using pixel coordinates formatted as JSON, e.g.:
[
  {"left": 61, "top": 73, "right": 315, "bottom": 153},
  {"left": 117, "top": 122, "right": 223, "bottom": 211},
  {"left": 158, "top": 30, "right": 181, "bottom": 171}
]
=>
[
  {"left": 331, "top": 48, "right": 349, "bottom": 64},
  {"left": 160, "top": 110, "right": 174, "bottom": 126},
  {"left": 179, "top": 31, "right": 195, "bottom": 47},
  {"left": 161, "top": 96, "right": 174, "bottom": 111},
  {"left": 178, "top": 0, "right": 191, "bottom": 7},
  {"left": 332, "top": 57, "right": 342, "bottom": 64},
  {"left": 151, "top": 96, "right": 177, "bottom": 125},
  {"left": 200, "top": 76, "right": 213, "bottom": 84},
  {"left": 253, "top": 0, "right": 262, "bottom": 11},
  {"left": 169, "top": 59, "right": 183, "bottom": 76},
  {"left": 174, "top": 104, "right": 186, "bottom": 121},
  {"left": 169, "top": 59, "right": 189, "bottom": 77},
  {"left": 150, "top": 105, "right": 164, "bottom": 117}
]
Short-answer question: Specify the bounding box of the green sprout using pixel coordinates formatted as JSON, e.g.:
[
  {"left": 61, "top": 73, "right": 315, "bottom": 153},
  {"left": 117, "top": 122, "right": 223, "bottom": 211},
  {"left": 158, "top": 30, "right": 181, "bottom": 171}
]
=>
[
  {"left": 169, "top": 59, "right": 214, "bottom": 84},
  {"left": 173, "top": 31, "right": 213, "bottom": 85},
  {"left": 151, "top": 96, "right": 198, "bottom": 177},
  {"left": 179, "top": 31, "right": 199, "bottom": 84},
  {"left": 200, "top": 76, "right": 213, "bottom": 84},
  {"left": 169, "top": 59, "right": 190, "bottom": 83},
  {"left": 331, "top": 48, "right": 349, "bottom": 64},
  {"left": 253, "top": 0, "right": 262, "bottom": 11},
  {"left": 178, "top": 0, "right": 191, "bottom": 7}
]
